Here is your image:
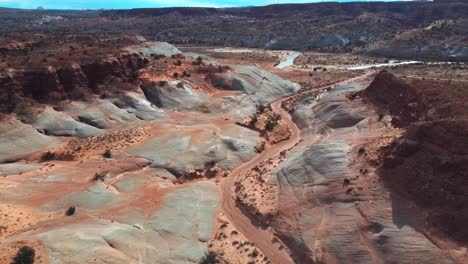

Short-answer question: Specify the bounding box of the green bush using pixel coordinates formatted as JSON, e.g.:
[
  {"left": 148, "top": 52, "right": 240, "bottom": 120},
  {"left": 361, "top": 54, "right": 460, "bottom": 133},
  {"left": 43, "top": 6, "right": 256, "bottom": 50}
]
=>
[{"left": 12, "top": 246, "right": 35, "bottom": 264}]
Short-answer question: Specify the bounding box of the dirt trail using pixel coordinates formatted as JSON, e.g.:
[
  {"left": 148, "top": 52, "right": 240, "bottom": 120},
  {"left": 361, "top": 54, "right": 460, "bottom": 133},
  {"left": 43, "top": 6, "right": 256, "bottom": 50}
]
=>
[
  {"left": 220, "top": 72, "right": 372, "bottom": 264},
  {"left": 220, "top": 97, "right": 300, "bottom": 264}
]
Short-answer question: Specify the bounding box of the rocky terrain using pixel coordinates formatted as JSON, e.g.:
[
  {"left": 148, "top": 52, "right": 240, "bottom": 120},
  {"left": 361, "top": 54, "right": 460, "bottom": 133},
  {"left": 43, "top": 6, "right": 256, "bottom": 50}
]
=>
[
  {"left": 1, "top": 1, "right": 468, "bottom": 62},
  {"left": 1, "top": 3, "right": 468, "bottom": 264},
  {"left": 0, "top": 36, "right": 301, "bottom": 264}
]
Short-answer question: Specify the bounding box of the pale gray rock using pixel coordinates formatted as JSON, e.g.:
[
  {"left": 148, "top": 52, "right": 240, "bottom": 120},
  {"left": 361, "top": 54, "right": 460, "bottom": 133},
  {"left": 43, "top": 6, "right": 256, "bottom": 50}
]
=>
[
  {"left": 212, "top": 65, "right": 300, "bottom": 105},
  {"left": 0, "top": 118, "right": 60, "bottom": 163},
  {"left": 269, "top": 84, "right": 455, "bottom": 263},
  {"left": 0, "top": 162, "right": 42, "bottom": 176},
  {"left": 293, "top": 84, "right": 367, "bottom": 135},
  {"left": 123, "top": 124, "right": 257, "bottom": 176},
  {"left": 126, "top": 41, "right": 181, "bottom": 56},
  {"left": 141, "top": 81, "right": 213, "bottom": 111},
  {"left": 67, "top": 100, "right": 140, "bottom": 129},
  {"left": 31, "top": 181, "right": 219, "bottom": 264},
  {"left": 43, "top": 182, "right": 119, "bottom": 211},
  {"left": 25, "top": 107, "right": 102, "bottom": 137},
  {"left": 112, "top": 92, "right": 166, "bottom": 121}
]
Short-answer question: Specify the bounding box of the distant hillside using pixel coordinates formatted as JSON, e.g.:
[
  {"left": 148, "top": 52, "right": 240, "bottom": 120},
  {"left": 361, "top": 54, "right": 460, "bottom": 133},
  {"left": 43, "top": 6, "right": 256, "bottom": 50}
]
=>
[{"left": 1, "top": 1, "right": 467, "bottom": 61}]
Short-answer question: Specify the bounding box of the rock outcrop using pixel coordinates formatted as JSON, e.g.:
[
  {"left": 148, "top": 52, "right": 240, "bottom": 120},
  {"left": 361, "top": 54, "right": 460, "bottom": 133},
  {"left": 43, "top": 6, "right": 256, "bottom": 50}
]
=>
[
  {"left": 0, "top": 54, "right": 149, "bottom": 113},
  {"left": 266, "top": 83, "right": 458, "bottom": 263},
  {"left": 364, "top": 71, "right": 468, "bottom": 245}
]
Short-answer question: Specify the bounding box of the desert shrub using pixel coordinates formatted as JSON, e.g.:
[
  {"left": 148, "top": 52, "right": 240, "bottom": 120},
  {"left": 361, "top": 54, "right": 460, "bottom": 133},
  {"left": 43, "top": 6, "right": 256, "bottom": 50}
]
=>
[
  {"left": 92, "top": 172, "right": 106, "bottom": 182},
  {"left": 251, "top": 249, "right": 259, "bottom": 258},
  {"left": 41, "top": 151, "right": 55, "bottom": 161},
  {"left": 358, "top": 147, "right": 366, "bottom": 155},
  {"left": 159, "top": 80, "right": 167, "bottom": 87},
  {"left": 265, "top": 114, "right": 281, "bottom": 131},
  {"left": 65, "top": 206, "right": 76, "bottom": 216},
  {"left": 12, "top": 246, "right": 35, "bottom": 264},
  {"left": 102, "top": 149, "right": 112, "bottom": 158},
  {"left": 174, "top": 60, "right": 182, "bottom": 66},
  {"left": 249, "top": 115, "right": 258, "bottom": 126},
  {"left": 256, "top": 104, "right": 265, "bottom": 114},
  {"left": 199, "top": 252, "right": 219, "bottom": 264},
  {"left": 173, "top": 72, "right": 179, "bottom": 79},
  {"left": 192, "top": 56, "right": 203, "bottom": 66}
]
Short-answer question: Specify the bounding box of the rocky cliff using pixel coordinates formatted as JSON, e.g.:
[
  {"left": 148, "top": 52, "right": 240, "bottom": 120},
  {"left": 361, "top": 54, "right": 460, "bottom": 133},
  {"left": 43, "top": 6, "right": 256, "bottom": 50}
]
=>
[
  {"left": 0, "top": 54, "right": 148, "bottom": 113},
  {"left": 364, "top": 71, "right": 468, "bottom": 245}
]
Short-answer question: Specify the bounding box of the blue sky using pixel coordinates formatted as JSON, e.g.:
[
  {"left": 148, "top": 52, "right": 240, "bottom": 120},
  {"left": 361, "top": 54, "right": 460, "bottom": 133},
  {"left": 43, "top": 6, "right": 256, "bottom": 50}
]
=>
[{"left": 0, "top": 0, "right": 391, "bottom": 10}]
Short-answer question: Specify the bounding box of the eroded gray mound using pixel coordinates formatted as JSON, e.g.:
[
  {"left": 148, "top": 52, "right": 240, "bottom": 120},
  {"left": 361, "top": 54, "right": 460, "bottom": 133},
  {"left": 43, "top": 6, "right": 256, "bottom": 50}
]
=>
[
  {"left": 25, "top": 108, "right": 102, "bottom": 137},
  {"left": 33, "top": 181, "right": 218, "bottom": 264},
  {"left": 123, "top": 124, "right": 257, "bottom": 176},
  {"left": 0, "top": 162, "right": 42, "bottom": 176},
  {"left": 269, "top": 83, "right": 455, "bottom": 263},
  {"left": 126, "top": 41, "right": 182, "bottom": 56},
  {"left": 212, "top": 65, "right": 300, "bottom": 105},
  {"left": 272, "top": 140, "right": 350, "bottom": 202},
  {"left": 141, "top": 81, "right": 213, "bottom": 111},
  {"left": 43, "top": 182, "right": 119, "bottom": 211},
  {"left": 0, "top": 118, "right": 60, "bottom": 162},
  {"left": 293, "top": 84, "right": 367, "bottom": 135},
  {"left": 111, "top": 92, "right": 166, "bottom": 121},
  {"left": 62, "top": 100, "right": 140, "bottom": 129}
]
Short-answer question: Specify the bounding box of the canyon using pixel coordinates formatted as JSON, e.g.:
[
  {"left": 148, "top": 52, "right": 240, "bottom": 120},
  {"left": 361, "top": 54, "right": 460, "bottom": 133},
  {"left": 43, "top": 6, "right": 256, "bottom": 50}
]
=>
[{"left": 0, "top": 2, "right": 468, "bottom": 264}]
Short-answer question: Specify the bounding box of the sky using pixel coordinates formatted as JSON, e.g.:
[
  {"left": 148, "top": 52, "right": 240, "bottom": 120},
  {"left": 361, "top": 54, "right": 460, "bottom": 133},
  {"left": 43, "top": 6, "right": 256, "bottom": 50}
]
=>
[{"left": 0, "top": 0, "right": 395, "bottom": 10}]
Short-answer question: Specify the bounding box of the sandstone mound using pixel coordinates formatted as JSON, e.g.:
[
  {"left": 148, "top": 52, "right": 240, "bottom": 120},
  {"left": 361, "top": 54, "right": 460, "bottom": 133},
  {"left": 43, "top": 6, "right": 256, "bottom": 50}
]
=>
[
  {"left": 262, "top": 82, "right": 457, "bottom": 263},
  {"left": 293, "top": 84, "right": 367, "bottom": 134},
  {"left": 125, "top": 41, "right": 182, "bottom": 56},
  {"left": 141, "top": 81, "right": 213, "bottom": 111},
  {"left": 0, "top": 117, "right": 60, "bottom": 162},
  {"left": 25, "top": 107, "right": 102, "bottom": 138},
  {"left": 63, "top": 100, "right": 141, "bottom": 129},
  {"left": 123, "top": 124, "right": 257, "bottom": 177},
  {"left": 111, "top": 92, "right": 166, "bottom": 121},
  {"left": 211, "top": 65, "right": 300, "bottom": 103}
]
